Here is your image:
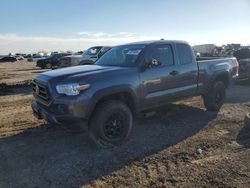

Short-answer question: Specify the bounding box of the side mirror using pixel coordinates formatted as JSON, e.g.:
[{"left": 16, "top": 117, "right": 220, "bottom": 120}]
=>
[{"left": 145, "top": 59, "right": 161, "bottom": 68}]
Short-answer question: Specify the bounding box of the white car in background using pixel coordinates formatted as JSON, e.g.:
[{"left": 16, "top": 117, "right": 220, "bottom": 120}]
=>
[{"left": 15, "top": 55, "right": 24, "bottom": 61}]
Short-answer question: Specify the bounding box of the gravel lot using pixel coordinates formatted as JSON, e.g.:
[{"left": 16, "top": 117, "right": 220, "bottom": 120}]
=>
[{"left": 0, "top": 61, "right": 249, "bottom": 187}]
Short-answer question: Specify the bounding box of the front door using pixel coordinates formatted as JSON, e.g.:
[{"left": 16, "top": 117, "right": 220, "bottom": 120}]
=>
[{"left": 140, "top": 44, "right": 179, "bottom": 109}]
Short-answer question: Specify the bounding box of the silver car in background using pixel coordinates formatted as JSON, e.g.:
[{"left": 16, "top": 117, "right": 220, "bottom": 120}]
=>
[{"left": 58, "top": 46, "right": 111, "bottom": 68}]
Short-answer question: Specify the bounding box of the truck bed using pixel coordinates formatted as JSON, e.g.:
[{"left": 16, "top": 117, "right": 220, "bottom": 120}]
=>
[
  {"left": 197, "top": 57, "right": 238, "bottom": 94},
  {"left": 196, "top": 57, "right": 230, "bottom": 61}
]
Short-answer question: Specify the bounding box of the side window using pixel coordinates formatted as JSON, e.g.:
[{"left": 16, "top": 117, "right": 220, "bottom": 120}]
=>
[
  {"left": 176, "top": 44, "right": 193, "bottom": 64},
  {"left": 151, "top": 45, "right": 174, "bottom": 66}
]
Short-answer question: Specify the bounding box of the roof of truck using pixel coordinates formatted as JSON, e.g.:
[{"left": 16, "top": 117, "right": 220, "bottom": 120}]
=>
[{"left": 122, "top": 40, "right": 189, "bottom": 46}]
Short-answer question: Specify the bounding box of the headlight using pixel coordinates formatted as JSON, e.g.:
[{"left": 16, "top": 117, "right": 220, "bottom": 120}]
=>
[{"left": 56, "top": 83, "right": 90, "bottom": 96}]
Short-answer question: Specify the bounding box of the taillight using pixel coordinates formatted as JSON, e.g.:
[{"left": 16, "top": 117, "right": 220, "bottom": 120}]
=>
[{"left": 236, "top": 60, "right": 239, "bottom": 76}]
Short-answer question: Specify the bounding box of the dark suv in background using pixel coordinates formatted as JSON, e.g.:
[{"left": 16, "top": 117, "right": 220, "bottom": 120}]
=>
[
  {"left": 36, "top": 53, "right": 72, "bottom": 69},
  {"left": 234, "top": 48, "right": 250, "bottom": 80}
]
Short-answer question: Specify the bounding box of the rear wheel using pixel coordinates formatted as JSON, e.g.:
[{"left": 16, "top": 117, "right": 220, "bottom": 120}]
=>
[
  {"left": 203, "top": 81, "right": 226, "bottom": 111},
  {"left": 89, "top": 100, "right": 133, "bottom": 147},
  {"left": 46, "top": 63, "right": 52, "bottom": 69},
  {"left": 59, "top": 59, "right": 70, "bottom": 67}
]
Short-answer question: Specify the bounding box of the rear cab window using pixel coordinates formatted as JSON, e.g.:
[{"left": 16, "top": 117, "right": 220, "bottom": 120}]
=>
[{"left": 176, "top": 44, "right": 193, "bottom": 65}]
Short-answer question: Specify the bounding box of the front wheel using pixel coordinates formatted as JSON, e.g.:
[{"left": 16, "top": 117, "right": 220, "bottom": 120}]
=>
[
  {"left": 89, "top": 100, "right": 133, "bottom": 147},
  {"left": 202, "top": 81, "right": 226, "bottom": 111}
]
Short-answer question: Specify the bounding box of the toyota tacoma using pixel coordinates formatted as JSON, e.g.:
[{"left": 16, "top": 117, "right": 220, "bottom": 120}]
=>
[{"left": 32, "top": 40, "right": 239, "bottom": 147}]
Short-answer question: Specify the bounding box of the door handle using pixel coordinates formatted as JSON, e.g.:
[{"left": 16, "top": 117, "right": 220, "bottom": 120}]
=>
[{"left": 170, "top": 70, "right": 178, "bottom": 76}]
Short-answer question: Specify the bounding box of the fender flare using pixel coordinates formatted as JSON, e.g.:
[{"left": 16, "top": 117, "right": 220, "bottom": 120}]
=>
[{"left": 86, "top": 85, "right": 138, "bottom": 118}]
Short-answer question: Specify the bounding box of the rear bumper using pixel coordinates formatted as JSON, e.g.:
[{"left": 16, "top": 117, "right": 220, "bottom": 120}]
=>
[{"left": 31, "top": 100, "right": 87, "bottom": 125}]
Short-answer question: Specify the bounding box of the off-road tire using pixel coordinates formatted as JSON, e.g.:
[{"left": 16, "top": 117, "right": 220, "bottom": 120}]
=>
[
  {"left": 89, "top": 100, "right": 133, "bottom": 148},
  {"left": 203, "top": 81, "right": 226, "bottom": 111}
]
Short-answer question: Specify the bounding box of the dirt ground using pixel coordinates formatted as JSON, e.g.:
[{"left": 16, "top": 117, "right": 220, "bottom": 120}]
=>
[
  {"left": 0, "top": 61, "right": 250, "bottom": 188},
  {"left": 0, "top": 60, "right": 46, "bottom": 85}
]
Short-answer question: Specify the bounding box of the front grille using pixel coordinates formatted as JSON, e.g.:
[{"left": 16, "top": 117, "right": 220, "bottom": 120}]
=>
[{"left": 32, "top": 80, "right": 50, "bottom": 103}]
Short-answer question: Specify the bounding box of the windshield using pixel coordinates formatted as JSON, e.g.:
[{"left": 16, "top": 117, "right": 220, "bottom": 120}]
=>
[
  {"left": 95, "top": 44, "right": 145, "bottom": 67},
  {"left": 86, "top": 47, "right": 102, "bottom": 56}
]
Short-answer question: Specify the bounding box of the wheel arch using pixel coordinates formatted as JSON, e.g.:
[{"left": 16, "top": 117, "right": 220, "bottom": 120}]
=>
[
  {"left": 214, "top": 72, "right": 230, "bottom": 88},
  {"left": 87, "top": 86, "right": 138, "bottom": 119}
]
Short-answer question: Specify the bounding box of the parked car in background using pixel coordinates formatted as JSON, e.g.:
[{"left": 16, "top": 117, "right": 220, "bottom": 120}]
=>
[
  {"left": 193, "top": 44, "right": 215, "bottom": 56},
  {"left": 237, "top": 59, "right": 250, "bottom": 80},
  {"left": 15, "top": 55, "right": 24, "bottom": 61},
  {"left": 234, "top": 48, "right": 250, "bottom": 60},
  {"left": 234, "top": 48, "right": 250, "bottom": 80},
  {"left": 79, "top": 46, "right": 111, "bottom": 64},
  {"left": 58, "top": 55, "right": 83, "bottom": 68},
  {"left": 27, "top": 55, "right": 45, "bottom": 62},
  {"left": 0, "top": 56, "right": 17, "bottom": 62},
  {"left": 24, "top": 54, "right": 32, "bottom": 58},
  {"left": 36, "top": 53, "right": 72, "bottom": 69},
  {"left": 75, "top": 51, "right": 85, "bottom": 55},
  {"left": 58, "top": 46, "right": 111, "bottom": 68},
  {"left": 32, "top": 40, "right": 238, "bottom": 147}
]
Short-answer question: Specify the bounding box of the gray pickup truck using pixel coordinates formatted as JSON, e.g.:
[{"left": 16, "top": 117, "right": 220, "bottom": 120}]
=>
[{"left": 32, "top": 40, "right": 238, "bottom": 147}]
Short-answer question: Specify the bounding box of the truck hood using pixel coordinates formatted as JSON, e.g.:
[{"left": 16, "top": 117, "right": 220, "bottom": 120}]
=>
[{"left": 36, "top": 65, "right": 133, "bottom": 82}]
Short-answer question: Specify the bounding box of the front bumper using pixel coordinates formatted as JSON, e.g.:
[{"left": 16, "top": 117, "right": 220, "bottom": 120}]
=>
[{"left": 31, "top": 100, "right": 88, "bottom": 125}]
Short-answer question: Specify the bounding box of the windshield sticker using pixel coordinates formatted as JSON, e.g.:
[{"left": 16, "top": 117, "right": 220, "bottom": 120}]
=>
[{"left": 126, "top": 50, "right": 141, "bottom": 55}]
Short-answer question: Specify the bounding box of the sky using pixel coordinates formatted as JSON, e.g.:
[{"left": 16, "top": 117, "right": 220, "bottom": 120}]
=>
[{"left": 0, "top": 0, "right": 249, "bottom": 54}]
